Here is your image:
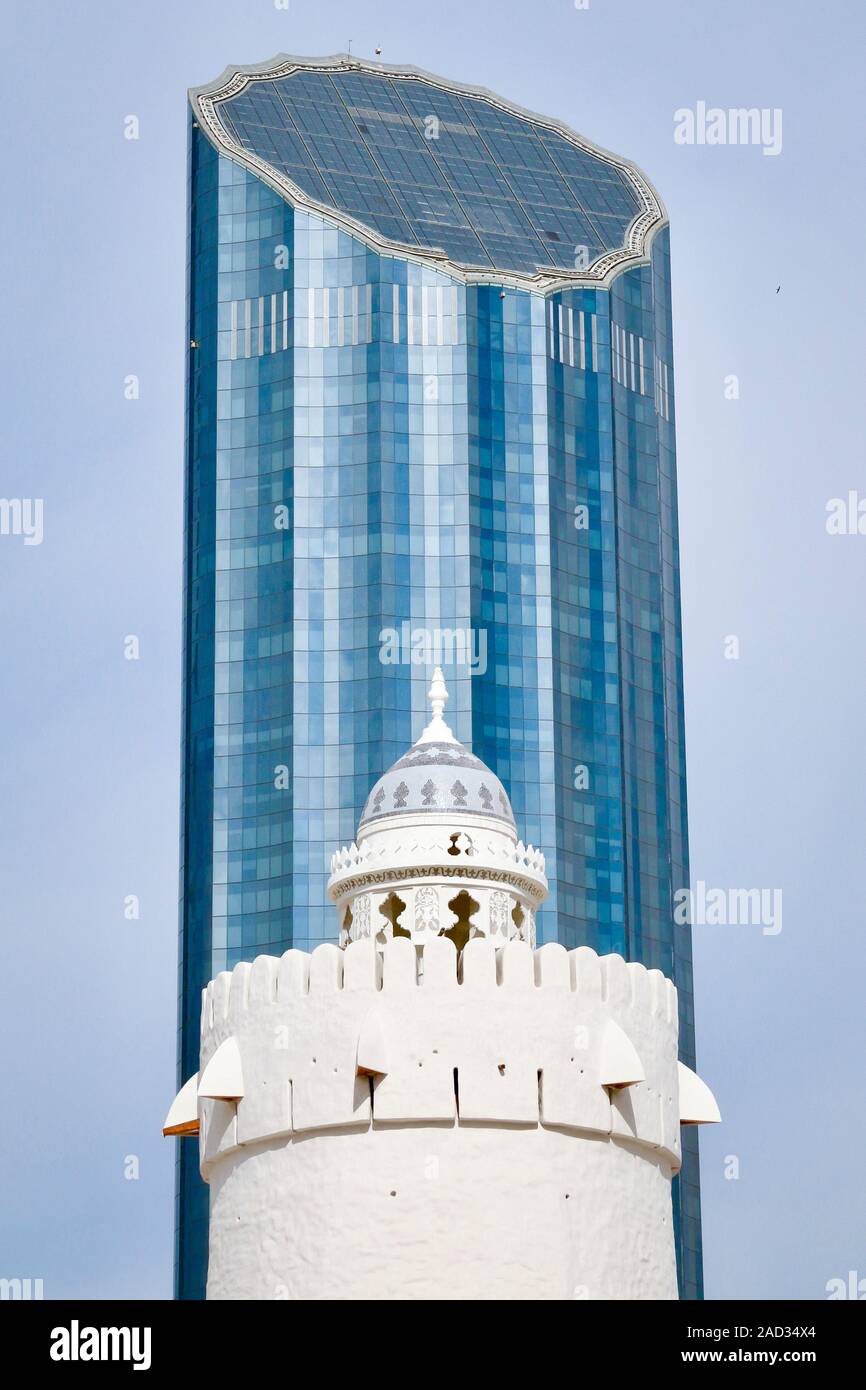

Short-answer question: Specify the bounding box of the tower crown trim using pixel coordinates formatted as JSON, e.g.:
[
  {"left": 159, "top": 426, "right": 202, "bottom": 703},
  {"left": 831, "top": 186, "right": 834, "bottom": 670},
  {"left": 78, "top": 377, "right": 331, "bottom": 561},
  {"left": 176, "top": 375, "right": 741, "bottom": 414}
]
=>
[{"left": 189, "top": 53, "right": 668, "bottom": 292}]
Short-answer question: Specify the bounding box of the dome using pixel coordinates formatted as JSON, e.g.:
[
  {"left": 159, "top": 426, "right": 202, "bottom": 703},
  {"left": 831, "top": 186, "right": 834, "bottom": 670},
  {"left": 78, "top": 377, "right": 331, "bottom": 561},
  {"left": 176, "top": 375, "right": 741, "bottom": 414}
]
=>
[{"left": 359, "top": 670, "right": 515, "bottom": 832}]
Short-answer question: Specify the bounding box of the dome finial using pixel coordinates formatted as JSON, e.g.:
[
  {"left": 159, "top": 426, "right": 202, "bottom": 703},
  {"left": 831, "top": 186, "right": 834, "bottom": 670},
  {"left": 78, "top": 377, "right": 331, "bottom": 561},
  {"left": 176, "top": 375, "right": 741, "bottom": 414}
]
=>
[
  {"left": 416, "top": 667, "right": 457, "bottom": 745},
  {"left": 428, "top": 666, "right": 448, "bottom": 720}
]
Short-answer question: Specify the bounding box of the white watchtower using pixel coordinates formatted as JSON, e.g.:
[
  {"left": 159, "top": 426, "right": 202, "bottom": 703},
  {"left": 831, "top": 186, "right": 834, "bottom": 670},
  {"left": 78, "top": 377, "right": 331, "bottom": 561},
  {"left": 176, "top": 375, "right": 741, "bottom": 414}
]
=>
[{"left": 164, "top": 672, "right": 719, "bottom": 1300}]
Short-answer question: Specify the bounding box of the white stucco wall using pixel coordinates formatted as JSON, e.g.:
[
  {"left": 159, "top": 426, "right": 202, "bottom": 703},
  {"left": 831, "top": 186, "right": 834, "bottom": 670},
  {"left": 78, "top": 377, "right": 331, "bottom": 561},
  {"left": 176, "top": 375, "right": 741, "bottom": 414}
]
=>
[{"left": 208, "top": 1124, "right": 677, "bottom": 1300}]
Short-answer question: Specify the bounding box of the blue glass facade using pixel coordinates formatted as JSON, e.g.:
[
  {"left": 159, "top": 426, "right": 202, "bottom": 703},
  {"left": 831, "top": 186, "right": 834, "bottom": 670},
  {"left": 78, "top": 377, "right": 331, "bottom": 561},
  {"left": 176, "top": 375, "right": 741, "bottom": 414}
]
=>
[{"left": 178, "top": 64, "right": 700, "bottom": 1299}]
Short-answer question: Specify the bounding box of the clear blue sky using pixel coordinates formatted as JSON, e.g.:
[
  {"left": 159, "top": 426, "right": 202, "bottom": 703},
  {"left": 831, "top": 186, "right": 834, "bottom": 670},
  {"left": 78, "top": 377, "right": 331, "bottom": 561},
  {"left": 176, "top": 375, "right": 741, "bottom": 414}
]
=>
[{"left": 1, "top": 0, "right": 863, "bottom": 1300}]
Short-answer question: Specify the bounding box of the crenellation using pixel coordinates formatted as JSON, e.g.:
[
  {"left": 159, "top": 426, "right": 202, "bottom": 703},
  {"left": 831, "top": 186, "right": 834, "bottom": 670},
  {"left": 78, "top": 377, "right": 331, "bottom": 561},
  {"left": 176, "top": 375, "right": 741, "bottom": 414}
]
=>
[
  {"left": 570, "top": 944, "right": 604, "bottom": 1000},
  {"left": 194, "top": 934, "right": 683, "bottom": 1177},
  {"left": 626, "top": 959, "right": 649, "bottom": 1009},
  {"left": 497, "top": 937, "right": 534, "bottom": 988},
  {"left": 458, "top": 936, "right": 497, "bottom": 990},
  {"left": 599, "top": 952, "right": 631, "bottom": 1008},
  {"left": 212, "top": 970, "right": 232, "bottom": 1026},
  {"left": 228, "top": 961, "right": 251, "bottom": 1027},
  {"left": 249, "top": 953, "right": 278, "bottom": 1005},
  {"left": 419, "top": 932, "right": 458, "bottom": 987},
  {"left": 381, "top": 935, "right": 416, "bottom": 991},
  {"left": 534, "top": 940, "right": 569, "bottom": 987},
  {"left": 277, "top": 947, "right": 309, "bottom": 999},
  {"left": 343, "top": 937, "right": 379, "bottom": 991},
  {"left": 647, "top": 967, "right": 668, "bottom": 1020},
  {"left": 308, "top": 942, "right": 342, "bottom": 993},
  {"left": 665, "top": 978, "right": 678, "bottom": 1026},
  {"left": 195, "top": 939, "right": 685, "bottom": 1017}
]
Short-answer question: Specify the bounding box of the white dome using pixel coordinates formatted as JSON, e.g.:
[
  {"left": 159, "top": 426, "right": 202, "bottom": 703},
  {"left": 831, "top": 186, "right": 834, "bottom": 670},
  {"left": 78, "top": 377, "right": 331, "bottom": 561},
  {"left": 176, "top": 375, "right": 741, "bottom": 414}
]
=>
[
  {"left": 359, "top": 739, "right": 515, "bottom": 831},
  {"left": 359, "top": 670, "right": 515, "bottom": 831}
]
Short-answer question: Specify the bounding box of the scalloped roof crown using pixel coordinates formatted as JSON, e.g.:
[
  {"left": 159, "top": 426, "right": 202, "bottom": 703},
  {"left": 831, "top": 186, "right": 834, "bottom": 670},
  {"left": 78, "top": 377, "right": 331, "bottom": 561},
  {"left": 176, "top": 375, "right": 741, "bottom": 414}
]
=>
[{"left": 190, "top": 55, "right": 666, "bottom": 289}]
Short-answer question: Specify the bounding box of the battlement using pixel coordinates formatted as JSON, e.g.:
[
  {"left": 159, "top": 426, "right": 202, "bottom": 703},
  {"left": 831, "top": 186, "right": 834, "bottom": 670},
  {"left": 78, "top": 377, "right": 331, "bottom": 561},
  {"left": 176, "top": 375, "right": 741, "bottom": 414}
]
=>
[{"left": 195, "top": 938, "right": 682, "bottom": 1179}]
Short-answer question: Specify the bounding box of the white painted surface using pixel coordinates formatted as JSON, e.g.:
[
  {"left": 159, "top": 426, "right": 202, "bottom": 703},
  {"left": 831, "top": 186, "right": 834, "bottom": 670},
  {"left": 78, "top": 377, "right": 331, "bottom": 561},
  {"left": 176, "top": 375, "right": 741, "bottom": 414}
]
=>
[
  {"left": 678, "top": 1060, "right": 722, "bottom": 1124},
  {"left": 598, "top": 1017, "right": 647, "bottom": 1088},
  {"left": 198, "top": 1036, "right": 244, "bottom": 1101},
  {"left": 163, "top": 1073, "right": 199, "bottom": 1136},
  {"left": 356, "top": 1009, "right": 389, "bottom": 1077},
  {"left": 208, "top": 1121, "right": 677, "bottom": 1301}
]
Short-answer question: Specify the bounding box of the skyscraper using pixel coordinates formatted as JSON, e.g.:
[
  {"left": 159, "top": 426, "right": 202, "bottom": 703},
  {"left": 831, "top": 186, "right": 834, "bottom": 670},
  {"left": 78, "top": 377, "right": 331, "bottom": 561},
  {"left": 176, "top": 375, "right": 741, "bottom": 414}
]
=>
[{"left": 179, "top": 53, "right": 700, "bottom": 1298}]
